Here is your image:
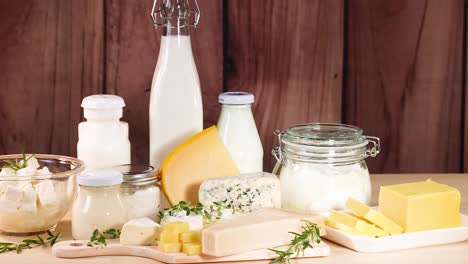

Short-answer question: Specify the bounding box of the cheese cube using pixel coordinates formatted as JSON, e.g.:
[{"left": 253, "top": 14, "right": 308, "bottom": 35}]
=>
[
  {"left": 160, "top": 231, "right": 180, "bottom": 243},
  {"left": 180, "top": 231, "right": 201, "bottom": 243},
  {"left": 202, "top": 208, "right": 325, "bottom": 257},
  {"left": 182, "top": 243, "right": 202, "bottom": 255},
  {"left": 163, "top": 221, "right": 190, "bottom": 234},
  {"left": 325, "top": 219, "right": 371, "bottom": 236},
  {"left": 162, "top": 213, "right": 203, "bottom": 230},
  {"left": 120, "top": 218, "right": 161, "bottom": 246},
  {"left": 379, "top": 181, "right": 461, "bottom": 233},
  {"left": 346, "top": 197, "right": 403, "bottom": 235},
  {"left": 329, "top": 210, "right": 388, "bottom": 237},
  {"left": 158, "top": 242, "right": 182, "bottom": 253}
]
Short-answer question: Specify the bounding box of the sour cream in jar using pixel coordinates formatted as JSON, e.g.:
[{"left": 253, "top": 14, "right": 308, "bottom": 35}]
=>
[
  {"left": 273, "top": 124, "right": 380, "bottom": 214},
  {"left": 72, "top": 169, "right": 126, "bottom": 239}
]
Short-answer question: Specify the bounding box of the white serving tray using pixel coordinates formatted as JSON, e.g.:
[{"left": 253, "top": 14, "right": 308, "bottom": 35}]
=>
[{"left": 321, "top": 209, "right": 468, "bottom": 253}]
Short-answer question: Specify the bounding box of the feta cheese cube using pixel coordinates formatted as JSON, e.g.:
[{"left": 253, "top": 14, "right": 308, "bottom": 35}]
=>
[
  {"left": 16, "top": 167, "right": 37, "bottom": 177},
  {"left": 0, "top": 168, "right": 16, "bottom": 177},
  {"left": 34, "top": 180, "right": 56, "bottom": 207}
]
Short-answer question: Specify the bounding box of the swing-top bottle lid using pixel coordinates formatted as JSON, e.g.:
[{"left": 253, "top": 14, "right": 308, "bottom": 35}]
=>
[
  {"left": 218, "top": 92, "right": 255, "bottom": 105},
  {"left": 151, "top": 0, "right": 200, "bottom": 28}
]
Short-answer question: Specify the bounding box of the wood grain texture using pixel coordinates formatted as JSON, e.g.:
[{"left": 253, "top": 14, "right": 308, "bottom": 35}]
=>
[
  {"left": 0, "top": 0, "right": 103, "bottom": 156},
  {"left": 105, "top": 0, "right": 223, "bottom": 165},
  {"left": 225, "top": 0, "right": 344, "bottom": 171},
  {"left": 346, "top": 0, "right": 464, "bottom": 173}
]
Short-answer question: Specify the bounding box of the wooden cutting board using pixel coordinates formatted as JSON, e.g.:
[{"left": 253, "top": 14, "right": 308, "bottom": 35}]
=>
[{"left": 52, "top": 240, "right": 330, "bottom": 263}]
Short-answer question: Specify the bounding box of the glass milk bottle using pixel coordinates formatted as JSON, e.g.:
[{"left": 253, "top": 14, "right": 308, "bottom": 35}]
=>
[
  {"left": 149, "top": 0, "right": 203, "bottom": 168},
  {"left": 217, "top": 92, "right": 263, "bottom": 173},
  {"left": 77, "top": 95, "right": 131, "bottom": 170}
]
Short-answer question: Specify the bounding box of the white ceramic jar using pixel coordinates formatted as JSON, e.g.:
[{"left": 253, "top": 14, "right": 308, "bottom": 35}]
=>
[
  {"left": 77, "top": 95, "right": 131, "bottom": 171},
  {"left": 217, "top": 92, "right": 263, "bottom": 173},
  {"left": 114, "top": 165, "right": 161, "bottom": 222},
  {"left": 72, "top": 169, "right": 127, "bottom": 239},
  {"left": 273, "top": 124, "right": 380, "bottom": 214}
]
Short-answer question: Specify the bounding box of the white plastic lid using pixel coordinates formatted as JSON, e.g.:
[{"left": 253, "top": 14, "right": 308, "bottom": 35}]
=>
[
  {"left": 81, "top": 94, "right": 126, "bottom": 120},
  {"left": 78, "top": 169, "right": 124, "bottom": 187},
  {"left": 218, "top": 92, "right": 255, "bottom": 105}
]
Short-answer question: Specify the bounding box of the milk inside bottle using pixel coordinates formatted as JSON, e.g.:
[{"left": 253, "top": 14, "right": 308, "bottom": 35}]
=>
[{"left": 149, "top": 0, "right": 203, "bottom": 168}]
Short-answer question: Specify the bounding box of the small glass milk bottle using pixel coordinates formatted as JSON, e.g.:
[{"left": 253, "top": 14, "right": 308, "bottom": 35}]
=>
[
  {"left": 72, "top": 169, "right": 127, "bottom": 239},
  {"left": 217, "top": 92, "right": 264, "bottom": 173}
]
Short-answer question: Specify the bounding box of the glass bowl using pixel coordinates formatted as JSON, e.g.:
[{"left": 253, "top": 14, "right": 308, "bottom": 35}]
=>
[{"left": 0, "top": 154, "right": 85, "bottom": 236}]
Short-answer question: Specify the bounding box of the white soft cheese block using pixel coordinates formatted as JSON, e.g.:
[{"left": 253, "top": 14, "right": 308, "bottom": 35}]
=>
[
  {"left": 199, "top": 172, "right": 281, "bottom": 212},
  {"left": 202, "top": 208, "right": 325, "bottom": 257},
  {"left": 120, "top": 217, "right": 161, "bottom": 246}
]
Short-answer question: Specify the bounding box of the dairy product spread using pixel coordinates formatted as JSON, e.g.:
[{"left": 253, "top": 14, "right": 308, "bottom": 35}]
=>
[
  {"left": 120, "top": 217, "right": 161, "bottom": 246},
  {"left": 201, "top": 208, "right": 325, "bottom": 257},
  {"left": 379, "top": 180, "right": 461, "bottom": 232},
  {"left": 199, "top": 172, "right": 281, "bottom": 212},
  {"left": 0, "top": 157, "right": 69, "bottom": 232},
  {"left": 328, "top": 210, "right": 388, "bottom": 237}
]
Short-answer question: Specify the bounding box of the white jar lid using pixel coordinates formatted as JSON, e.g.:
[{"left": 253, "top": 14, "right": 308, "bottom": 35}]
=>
[
  {"left": 218, "top": 92, "right": 255, "bottom": 104},
  {"left": 78, "top": 169, "right": 124, "bottom": 186},
  {"left": 81, "top": 94, "right": 125, "bottom": 120}
]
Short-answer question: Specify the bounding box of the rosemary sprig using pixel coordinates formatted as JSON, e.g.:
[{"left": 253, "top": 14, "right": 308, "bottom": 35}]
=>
[
  {"left": 0, "top": 230, "right": 61, "bottom": 254},
  {"left": 269, "top": 220, "right": 321, "bottom": 264},
  {"left": 1, "top": 153, "right": 34, "bottom": 171},
  {"left": 158, "top": 201, "right": 239, "bottom": 223},
  {"left": 87, "top": 229, "right": 121, "bottom": 247}
]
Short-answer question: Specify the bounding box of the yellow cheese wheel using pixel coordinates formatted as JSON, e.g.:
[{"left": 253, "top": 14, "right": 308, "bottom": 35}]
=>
[{"left": 161, "top": 126, "right": 239, "bottom": 205}]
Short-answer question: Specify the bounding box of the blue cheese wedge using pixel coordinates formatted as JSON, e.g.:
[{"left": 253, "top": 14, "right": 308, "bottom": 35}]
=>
[{"left": 198, "top": 172, "right": 281, "bottom": 212}]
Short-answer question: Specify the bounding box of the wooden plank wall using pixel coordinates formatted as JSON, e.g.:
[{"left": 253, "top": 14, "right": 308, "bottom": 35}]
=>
[{"left": 0, "top": 0, "right": 466, "bottom": 174}]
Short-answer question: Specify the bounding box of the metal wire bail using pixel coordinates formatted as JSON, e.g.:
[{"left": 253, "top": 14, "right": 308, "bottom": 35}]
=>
[
  {"left": 151, "top": 0, "right": 200, "bottom": 28},
  {"left": 365, "top": 136, "right": 380, "bottom": 158}
]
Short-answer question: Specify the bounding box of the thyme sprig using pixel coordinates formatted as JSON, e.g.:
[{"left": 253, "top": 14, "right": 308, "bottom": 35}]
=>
[
  {"left": 269, "top": 220, "right": 321, "bottom": 264},
  {"left": 1, "top": 153, "right": 35, "bottom": 171},
  {"left": 0, "top": 230, "right": 61, "bottom": 254},
  {"left": 87, "top": 229, "right": 121, "bottom": 247},
  {"left": 158, "top": 201, "right": 239, "bottom": 223}
]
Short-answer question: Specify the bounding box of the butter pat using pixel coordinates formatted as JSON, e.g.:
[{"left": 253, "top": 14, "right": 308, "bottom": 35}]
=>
[
  {"left": 346, "top": 198, "right": 403, "bottom": 235},
  {"left": 328, "top": 210, "right": 388, "bottom": 237},
  {"left": 120, "top": 218, "right": 161, "bottom": 246},
  {"left": 379, "top": 181, "right": 461, "bottom": 232},
  {"left": 202, "top": 208, "right": 325, "bottom": 257},
  {"left": 325, "top": 219, "right": 367, "bottom": 236}
]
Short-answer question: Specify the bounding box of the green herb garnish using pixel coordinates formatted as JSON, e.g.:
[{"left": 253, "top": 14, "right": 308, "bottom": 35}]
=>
[
  {"left": 1, "top": 153, "right": 35, "bottom": 171},
  {"left": 269, "top": 220, "right": 321, "bottom": 264},
  {"left": 87, "top": 229, "right": 121, "bottom": 247},
  {"left": 158, "top": 201, "right": 240, "bottom": 223},
  {"left": 0, "top": 230, "right": 61, "bottom": 254}
]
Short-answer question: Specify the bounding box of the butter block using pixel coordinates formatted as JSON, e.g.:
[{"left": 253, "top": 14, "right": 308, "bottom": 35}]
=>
[
  {"left": 379, "top": 181, "right": 461, "bottom": 233},
  {"left": 329, "top": 210, "right": 388, "bottom": 237},
  {"left": 120, "top": 218, "right": 161, "bottom": 246},
  {"left": 158, "top": 242, "right": 182, "bottom": 253},
  {"left": 163, "top": 221, "right": 190, "bottom": 234},
  {"left": 202, "top": 208, "right": 325, "bottom": 257},
  {"left": 182, "top": 243, "right": 202, "bottom": 255},
  {"left": 325, "top": 219, "right": 369, "bottom": 236},
  {"left": 346, "top": 197, "right": 403, "bottom": 235},
  {"left": 180, "top": 231, "right": 201, "bottom": 243},
  {"left": 160, "top": 231, "right": 180, "bottom": 243}
]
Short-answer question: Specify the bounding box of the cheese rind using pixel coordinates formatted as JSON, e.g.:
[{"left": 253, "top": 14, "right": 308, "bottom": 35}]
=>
[
  {"left": 328, "top": 210, "right": 388, "bottom": 237},
  {"left": 379, "top": 181, "right": 461, "bottom": 232},
  {"left": 346, "top": 198, "right": 403, "bottom": 235},
  {"left": 161, "top": 126, "right": 240, "bottom": 205},
  {"left": 120, "top": 217, "right": 161, "bottom": 246},
  {"left": 202, "top": 208, "right": 325, "bottom": 257},
  {"left": 199, "top": 172, "right": 281, "bottom": 212}
]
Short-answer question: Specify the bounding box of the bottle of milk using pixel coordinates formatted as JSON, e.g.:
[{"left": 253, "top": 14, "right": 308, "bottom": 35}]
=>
[
  {"left": 149, "top": 0, "right": 203, "bottom": 168},
  {"left": 217, "top": 92, "right": 264, "bottom": 173},
  {"left": 77, "top": 95, "right": 131, "bottom": 170}
]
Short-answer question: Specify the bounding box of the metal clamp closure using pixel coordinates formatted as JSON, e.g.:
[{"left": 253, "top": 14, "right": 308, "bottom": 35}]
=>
[
  {"left": 365, "top": 136, "right": 380, "bottom": 158},
  {"left": 151, "top": 0, "right": 200, "bottom": 28}
]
